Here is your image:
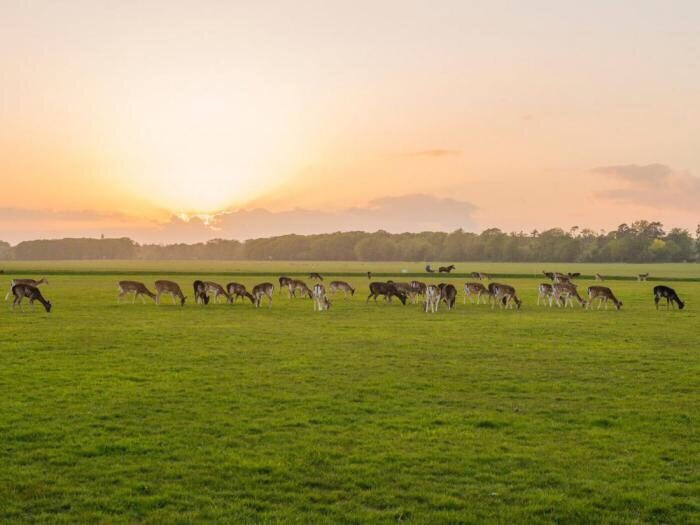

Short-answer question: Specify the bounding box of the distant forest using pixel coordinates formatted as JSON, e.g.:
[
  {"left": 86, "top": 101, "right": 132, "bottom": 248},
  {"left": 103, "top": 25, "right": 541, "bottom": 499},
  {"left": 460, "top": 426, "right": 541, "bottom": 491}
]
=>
[{"left": 2, "top": 221, "right": 699, "bottom": 263}]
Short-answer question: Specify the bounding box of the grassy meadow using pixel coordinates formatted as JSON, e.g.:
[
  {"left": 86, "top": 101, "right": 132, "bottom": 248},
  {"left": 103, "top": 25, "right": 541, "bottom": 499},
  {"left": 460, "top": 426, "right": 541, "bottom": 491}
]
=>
[{"left": 0, "top": 261, "right": 698, "bottom": 523}]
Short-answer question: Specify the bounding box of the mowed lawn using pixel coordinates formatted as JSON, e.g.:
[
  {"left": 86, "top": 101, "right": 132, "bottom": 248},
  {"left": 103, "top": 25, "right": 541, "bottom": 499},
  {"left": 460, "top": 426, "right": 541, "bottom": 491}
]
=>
[{"left": 0, "top": 262, "right": 698, "bottom": 523}]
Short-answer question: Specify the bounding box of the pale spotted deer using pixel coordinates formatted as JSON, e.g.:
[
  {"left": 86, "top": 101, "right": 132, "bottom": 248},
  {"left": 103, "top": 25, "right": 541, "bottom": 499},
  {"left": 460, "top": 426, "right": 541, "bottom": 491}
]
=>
[
  {"left": 312, "top": 283, "right": 331, "bottom": 311},
  {"left": 252, "top": 282, "right": 274, "bottom": 308},
  {"left": 537, "top": 283, "right": 554, "bottom": 306},
  {"left": 464, "top": 282, "right": 488, "bottom": 304},
  {"left": 490, "top": 283, "right": 522, "bottom": 310},
  {"left": 408, "top": 280, "right": 426, "bottom": 304},
  {"left": 288, "top": 279, "right": 312, "bottom": 299},
  {"left": 587, "top": 286, "right": 622, "bottom": 310},
  {"left": 423, "top": 284, "right": 441, "bottom": 313},
  {"left": 203, "top": 281, "right": 231, "bottom": 303},
  {"left": 155, "top": 280, "right": 186, "bottom": 306},
  {"left": 595, "top": 273, "right": 604, "bottom": 281},
  {"left": 227, "top": 282, "right": 254, "bottom": 304},
  {"left": 118, "top": 281, "right": 156, "bottom": 304},
  {"left": 552, "top": 282, "right": 585, "bottom": 308},
  {"left": 5, "top": 277, "right": 48, "bottom": 300},
  {"left": 11, "top": 284, "right": 52, "bottom": 312},
  {"left": 329, "top": 280, "right": 355, "bottom": 298},
  {"left": 308, "top": 272, "right": 323, "bottom": 281}
]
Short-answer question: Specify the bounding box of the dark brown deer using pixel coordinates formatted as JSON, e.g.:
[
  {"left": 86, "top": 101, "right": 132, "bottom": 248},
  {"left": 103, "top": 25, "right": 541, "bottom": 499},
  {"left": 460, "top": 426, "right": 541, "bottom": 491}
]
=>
[
  {"left": 278, "top": 276, "right": 293, "bottom": 295},
  {"left": 11, "top": 284, "right": 52, "bottom": 312},
  {"left": 425, "top": 264, "right": 436, "bottom": 273},
  {"left": 118, "top": 281, "right": 156, "bottom": 304},
  {"left": 438, "top": 264, "right": 456, "bottom": 273},
  {"left": 638, "top": 273, "right": 649, "bottom": 282},
  {"left": 438, "top": 283, "right": 457, "bottom": 310},
  {"left": 329, "top": 281, "right": 355, "bottom": 298},
  {"left": 227, "top": 282, "right": 255, "bottom": 304},
  {"left": 587, "top": 286, "right": 622, "bottom": 310},
  {"left": 5, "top": 277, "right": 48, "bottom": 300},
  {"left": 193, "top": 280, "right": 209, "bottom": 305},
  {"left": 252, "top": 283, "right": 274, "bottom": 308},
  {"left": 367, "top": 282, "right": 407, "bottom": 305},
  {"left": 155, "top": 280, "right": 186, "bottom": 306},
  {"left": 653, "top": 285, "right": 684, "bottom": 310}
]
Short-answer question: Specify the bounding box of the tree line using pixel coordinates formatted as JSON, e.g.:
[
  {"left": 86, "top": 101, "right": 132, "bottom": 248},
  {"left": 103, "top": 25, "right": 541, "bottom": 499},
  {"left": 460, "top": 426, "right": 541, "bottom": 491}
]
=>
[{"left": 2, "top": 221, "right": 699, "bottom": 262}]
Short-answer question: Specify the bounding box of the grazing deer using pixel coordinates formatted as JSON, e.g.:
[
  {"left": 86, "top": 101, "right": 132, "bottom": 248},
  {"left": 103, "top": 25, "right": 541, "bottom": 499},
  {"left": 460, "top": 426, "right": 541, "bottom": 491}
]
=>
[
  {"left": 203, "top": 281, "right": 231, "bottom": 303},
  {"left": 308, "top": 272, "right": 323, "bottom": 281},
  {"left": 252, "top": 283, "right": 274, "bottom": 308},
  {"left": 155, "top": 280, "right": 186, "bottom": 306},
  {"left": 193, "top": 280, "right": 210, "bottom": 305},
  {"left": 587, "top": 286, "right": 622, "bottom": 310},
  {"left": 5, "top": 277, "right": 48, "bottom": 300},
  {"left": 464, "top": 282, "right": 488, "bottom": 304},
  {"left": 278, "top": 276, "right": 292, "bottom": 295},
  {"left": 537, "top": 283, "right": 554, "bottom": 306},
  {"left": 653, "top": 285, "right": 684, "bottom": 310},
  {"left": 471, "top": 272, "right": 490, "bottom": 280},
  {"left": 638, "top": 273, "right": 649, "bottom": 282},
  {"left": 329, "top": 280, "right": 355, "bottom": 298},
  {"left": 567, "top": 272, "right": 581, "bottom": 279},
  {"left": 425, "top": 264, "right": 436, "bottom": 273},
  {"left": 118, "top": 281, "right": 156, "bottom": 304},
  {"left": 423, "top": 284, "right": 441, "bottom": 313},
  {"left": 11, "top": 284, "right": 52, "bottom": 312},
  {"left": 542, "top": 271, "right": 555, "bottom": 281},
  {"left": 553, "top": 273, "right": 570, "bottom": 284},
  {"left": 490, "top": 283, "right": 521, "bottom": 309},
  {"left": 312, "top": 283, "right": 331, "bottom": 311},
  {"left": 438, "top": 283, "right": 457, "bottom": 310},
  {"left": 387, "top": 281, "right": 413, "bottom": 296},
  {"left": 595, "top": 273, "right": 604, "bottom": 281},
  {"left": 227, "top": 282, "right": 255, "bottom": 304},
  {"left": 288, "top": 279, "right": 312, "bottom": 299},
  {"left": 438, "top": 264, "right": 456, "bottom": 273},
  {"left": 552, "top": 282, "right": 585, "bottom": 308},
  {"left": 367, "top": 282, "right": 407, "bottom": 305}
]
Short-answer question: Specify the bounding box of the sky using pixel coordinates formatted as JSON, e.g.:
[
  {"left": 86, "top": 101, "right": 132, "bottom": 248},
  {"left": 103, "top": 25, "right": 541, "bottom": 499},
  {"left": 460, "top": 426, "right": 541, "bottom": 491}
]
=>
[{"left": 1, "top": 0, "right": 699, "bottom": 244}]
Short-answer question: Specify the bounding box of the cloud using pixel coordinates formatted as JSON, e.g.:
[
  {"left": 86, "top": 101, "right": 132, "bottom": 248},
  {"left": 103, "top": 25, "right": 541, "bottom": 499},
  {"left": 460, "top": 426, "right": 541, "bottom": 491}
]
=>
[
  {"left": 0, "top": 194, "right": 478, "bottom": 244},
  {"left": 591, "top": 164, "right": 700, "bottom": 211},
  {"left": 407, "top": 149, "right": 460, "bottom": 158}
]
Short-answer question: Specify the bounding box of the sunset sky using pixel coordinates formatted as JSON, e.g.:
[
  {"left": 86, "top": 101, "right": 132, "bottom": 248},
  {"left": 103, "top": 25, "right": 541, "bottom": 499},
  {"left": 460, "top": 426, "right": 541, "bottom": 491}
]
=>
[{"left": 1, "top": 1, "right": 699, "bottom": 244}]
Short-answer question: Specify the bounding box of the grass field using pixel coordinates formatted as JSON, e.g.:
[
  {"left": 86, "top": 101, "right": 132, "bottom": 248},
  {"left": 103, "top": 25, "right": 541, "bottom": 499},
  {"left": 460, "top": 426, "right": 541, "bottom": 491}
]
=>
[{"left": 1, "top": 261, "right": 698, "bottom": 523}]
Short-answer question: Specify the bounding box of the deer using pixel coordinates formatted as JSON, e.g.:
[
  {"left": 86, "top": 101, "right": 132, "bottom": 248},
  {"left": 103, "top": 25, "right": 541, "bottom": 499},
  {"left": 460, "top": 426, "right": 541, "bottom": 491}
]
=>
[
  {"left": 367, "top": 271, "right": 372, "bottom": 280},
  {"left": 653, "top": 285, "right": 684, "bottom": 310},
  {"left": 595, "top": 273, "right": 604, "bottom": 281},
  {"left": 252, "top": 283, "right": 274, "bottom": 308},
  {"left": 329, "top": 280, "right": 355, "bottom": 298},
  {"left": 203, "top": 281, "right": 231, "bottom": 303},
  {"left": 288, "top": 279, "right": 312, "bottom": 299},
  {"left": 193, "top": 280, "right": 210, "bottom": 305},
  {"left": 5, "top": 277, "right": 48, "bottom": 300},
  {"left": 425, "top": 264, "right": 436, "bottom": 273},
  {"left": 226, "top": 282, "right": 255, "bottom": 304},
  {"left": 367, "top": 282, "right": 407, "bottom": 305},
  {"left": 490, "top": 283, "right": 522, "bottom": 310},
  {"left": 567, "top": 272, "right": 581, "bottom": 279},
  {"left": 542, "top": 271, "right": 555, "bottom": 281},
  {"left": 118, "top": 281, "right": 156, "bottom": 304},
  {"left": 438, "top": 264, "right": 456, "bottom": 273},
  {"left": 312, "top": 283, "right": 331, "bottom": 311},
  {"left": 552, "top": 273, "right": 571, "bottom": 284},
  {"left": 408, "top": 280, "right": 427, "bottom": 304},
  {"left": 423, "top": 284, "right": 441, "bottom": 313},
  {"left": 464, "top": 282, "right": 488, "bottom": 304},
  {"left": 155, "top": 280, "right": 186, "bottom": 306},
  {"left": 471, "top": 272, "right": 490, "bottom": 280},
  {"left": 438, "top": 283, "right": 457, "bottom": 310},
  {"left": 308, "top": 272, "right": 323, "bottom": 281},
  {"left": 587, "top": 286, "right": 622, "bottom": 310},
  {"left": 386, "top": 281, "right": 413, "bottom": 296},
  {"left": 537, "top": 283, "right": 554, "bottom": 306},
  {"left": 638, "top": 273, "right": 649, "bottom": 282},
  {"left": 11, "top": 284, "right": 52, "bottom": 312},
  {"left": 278, "top": 276, "right": 293, "bottom": 295},
  {"left": 552, "top": 282, "right": 586, "bottom": 308}
]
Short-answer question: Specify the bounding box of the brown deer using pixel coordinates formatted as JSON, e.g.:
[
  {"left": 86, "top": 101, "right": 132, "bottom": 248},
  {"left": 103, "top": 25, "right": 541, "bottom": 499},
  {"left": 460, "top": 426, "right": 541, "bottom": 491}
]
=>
[
  {"left": 490, "top": 282, "right": 521, "bottom": 309},
  {"left": 288, "top": 279, "right": 312, "bottom": 299},
  {"left": 537, "top": 283, "right": 553, "bottom": 306},
  {"left": 118, "top": 281, "right": 156, "bottom": 304},
  {"left": 155, "top": 280, "right": 186, "bottom": 306},
  {"left": 329, "top": 280, "right": 355, "bottom": 298},
  {"left": 203, "top": 281, "right": 231, "bottom": 303},
  {"left": 595, "top": 273, "right": 604, "bottom": 281},
  {"left": 11, "top": 284, "right": 52, "bottom": 312},
  {"left": 438, "top": 283, "right": 457, "bottom": 310},
  {"left": 552, "top": 282, "right": 585, "bottom": 308},
  {"left": 367, "top": 282, "right": 407, "bottom": 305},
  {"left": 252, "top": 283, "right": 274, "bottom": 308},
  {"left": 193, "top": 280, "right": 210, "bottom": 305},
  {"left": 470, "top": 272, "right": 490, "bottom": 280},
  {"left": 408, "top": 280, "right": 427, "bottom": 304},
  {"left": 5, "top": 277, "right": 48, "bottom": 300},
  {"left": 278, "top": 276, "right": 292, "bottom": 295},
  {"left": 587, "top": 286, "right": 622, "bottom": 310},
  {"left": 308, "top": 272, "right": 323, "bottom": 281},
  {"left": 438, "top": 264, "right": 456, "bottom": 273},
  {"left": 464, "top": 282, "right": 488, "bottom": 304},
  {"left": 312, "top": 283, "right": 331, "bottom": 311},
  {"left": 638, "top": 273, "right": 649, "bottom": 282},
  {"left": 653, "top": 285, "right": 684, "bottom": 310},
  {"left": 226, "top": 282, "right": 254, "bottom": 304}
]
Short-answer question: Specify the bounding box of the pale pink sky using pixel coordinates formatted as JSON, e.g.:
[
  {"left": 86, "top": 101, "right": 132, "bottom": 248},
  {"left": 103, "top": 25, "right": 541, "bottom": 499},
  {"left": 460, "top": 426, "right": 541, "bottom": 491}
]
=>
[{"left": 1, "top": 1, "right": 699, "bottom": 244}]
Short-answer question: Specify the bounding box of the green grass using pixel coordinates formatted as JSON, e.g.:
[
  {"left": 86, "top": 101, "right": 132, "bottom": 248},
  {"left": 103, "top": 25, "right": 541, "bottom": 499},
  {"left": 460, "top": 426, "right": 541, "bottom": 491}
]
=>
[{"left": 1, "top": 262, "right": 698, "bottom": 523}]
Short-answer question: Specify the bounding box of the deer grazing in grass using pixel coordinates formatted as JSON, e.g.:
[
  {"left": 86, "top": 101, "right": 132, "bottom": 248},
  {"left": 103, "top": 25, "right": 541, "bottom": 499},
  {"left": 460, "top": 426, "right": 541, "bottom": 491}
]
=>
[
  {"left": 312, "top": 283, "right": 331, "bottom": 311},
  {"left": 595, "top": 273, "right": 604, "bottom": 281},
  {"left": 537, "top": 283, "right": 554, "bottom": 306},
  {"left": 252, "top": 283, "right": 274, "bottom": 308},
  {"left": 471, "top": 272, "right": 490, "bottom": 280},
  {"left": 118, "top": 281, "right": 156, "bottom": 304},
  {"left": 193, "top": 280, "right": 210, "bottom": 305},
  {"left": 438, "top": 265, "right": 455, "bottom": 273},
  {"left": 308, "top": 272, "right": 323, "bottom": 281},
  {"left": 464, "top": 282, "right": 488, "bottom": 304},
  {"left": 653, "top": 285, "right": 684, "bottom": 310},
  {"left": 5, "top": 277, "right": 48, "bottom": 300},
  {"left": 329, "top": 280, "right": 355, "bottom": 298},
  {"left": 542, "top": 271, "right": 555, "bottom": 281},
  {"left": 226, "top": 282, "right": 255, "bottom": 304},
  {"left": 278, "top": 276, "right": 292, "bottom": 295},
  {"left": 552, "top": 282, "right": 586, "bottom": 308},
  {"left": 489, "top": 283, "right": 522, "bottom": 309},
  {"left": 438, "top": 283, "right": 457, "bottom": 310},
  {"left": 638, "top": 273, "right": 649, "bottom": 282},
  {"left": 11, "top": 284, "right": 52, "bottom": 312},
  {"left": 155, "top": 280, "right": 186, "bottom": 306},
  {"left": 367, "top": 282, "right": 407, "bottom": 305},
  {"left": 587, "top": 286, "right": 622, "bottom": 310},
  {"left": 288, "top": 279, "right": 312, "bottom": 299},
  {"left": 423, "top": 284, "right": 441, "bottom": 313},
  {"left": 203, "top": 281, "right": 231, "bottom": 303},
  {"left": 567, "top": 272, "right": 581, "bottom": 279}
]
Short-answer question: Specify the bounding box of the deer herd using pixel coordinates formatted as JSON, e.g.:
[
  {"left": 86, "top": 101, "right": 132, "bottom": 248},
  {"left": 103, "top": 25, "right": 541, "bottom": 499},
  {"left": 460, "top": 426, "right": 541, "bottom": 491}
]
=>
[{"left": 4, "top": 269, "right": 688, "bottom": 314}]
